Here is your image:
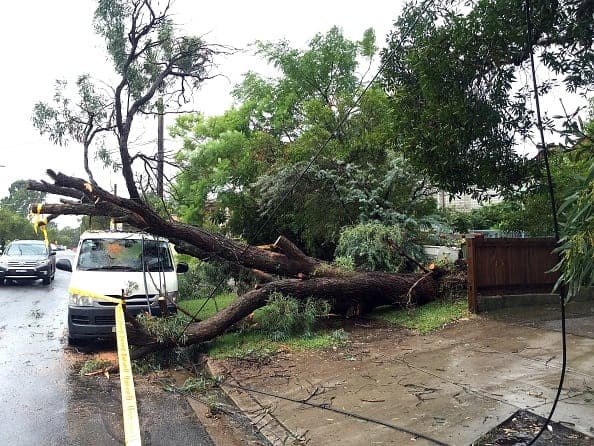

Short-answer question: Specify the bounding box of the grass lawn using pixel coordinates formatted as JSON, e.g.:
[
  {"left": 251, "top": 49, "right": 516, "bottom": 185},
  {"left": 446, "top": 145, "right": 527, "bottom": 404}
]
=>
[
  {"left": 176, "top": 295, "right": 469, "bottom": 359},
  {"left": 370, "top": 299, "right": 470, "bottom": 334},
  {"left": 177, "top": 293, "right": 236, "bottom": 319},
  {"left": 177, "top": 294, "right": 346, "bottom": 359}
]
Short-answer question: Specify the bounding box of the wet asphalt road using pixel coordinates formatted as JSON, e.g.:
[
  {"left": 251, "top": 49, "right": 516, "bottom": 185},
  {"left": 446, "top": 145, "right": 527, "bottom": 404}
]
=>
[{"left": 0, "top": 253, "right": 214, "bottom": 445}]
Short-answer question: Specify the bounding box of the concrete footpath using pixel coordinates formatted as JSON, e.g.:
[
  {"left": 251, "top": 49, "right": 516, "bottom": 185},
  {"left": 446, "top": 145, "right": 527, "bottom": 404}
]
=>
[{"left": 208, "top": 301, "right": 594, "bottom": 445}]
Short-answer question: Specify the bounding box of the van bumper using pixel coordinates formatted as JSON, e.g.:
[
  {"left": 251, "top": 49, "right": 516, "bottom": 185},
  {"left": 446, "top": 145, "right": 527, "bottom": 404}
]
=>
[{"left": 68, "top": 304, "right": 177, "bottom": 340}]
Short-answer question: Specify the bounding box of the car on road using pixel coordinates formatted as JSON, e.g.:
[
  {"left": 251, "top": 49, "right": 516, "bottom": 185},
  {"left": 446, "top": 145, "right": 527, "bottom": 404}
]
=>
[
  {"left": 56, "top": 230, "right": 188, "bottom": 344},
  {"left": 0, "top": 240, "right": 56, "bottom": 285}
]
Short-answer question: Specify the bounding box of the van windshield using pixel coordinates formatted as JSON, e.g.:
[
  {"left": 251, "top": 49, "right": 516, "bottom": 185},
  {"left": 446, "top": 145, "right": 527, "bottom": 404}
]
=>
[{"left": 77, "top": 238, "right": 173, "bottom": 272}]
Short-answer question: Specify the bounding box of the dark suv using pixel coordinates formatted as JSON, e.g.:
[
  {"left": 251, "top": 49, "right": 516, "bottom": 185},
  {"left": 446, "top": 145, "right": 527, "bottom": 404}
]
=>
[{"left": 0, "top": 240, "right": 56, "bottom": 285}]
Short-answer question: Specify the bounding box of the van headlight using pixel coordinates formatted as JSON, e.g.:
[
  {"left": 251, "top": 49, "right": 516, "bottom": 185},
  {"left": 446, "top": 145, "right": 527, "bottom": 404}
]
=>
[
  {"left": 69, "top": 293, "right": 94, "bottom": 306},
  {"left": 165, "top": 291, "right": 178, "bottom": 304}
]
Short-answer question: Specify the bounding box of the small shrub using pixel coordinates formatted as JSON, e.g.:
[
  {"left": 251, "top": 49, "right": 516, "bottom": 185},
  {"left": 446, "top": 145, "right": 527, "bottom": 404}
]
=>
[
  {"left": 137, "top": 313, "right": 190, "bottom": 344},
  {"left": 333, "top": 255, "right": 355, "bottom": 271},
  {"left": 257, "top": 293, "right": 330, "bottom": 340},
  {"left": 330, "top": 328, "right": 349, "bottom": 344},
  {"left": 80, "top": 358, "right": 112, "bottom": 375},
  {"left": 178, "top": 260, "right": 232, "bottom": 300},
  {"left": 178, "top": 260, "right": 256, "bottom": 300}
]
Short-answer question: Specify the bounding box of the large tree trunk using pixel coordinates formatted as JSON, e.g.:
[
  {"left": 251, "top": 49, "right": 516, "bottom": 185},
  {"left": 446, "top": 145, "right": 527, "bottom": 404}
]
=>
[
  {"left": 28, "top": 170, "right": 455, "bottom": 358},
  {"left": 129, "top": 272, "right": 439, "bottom": 358}
]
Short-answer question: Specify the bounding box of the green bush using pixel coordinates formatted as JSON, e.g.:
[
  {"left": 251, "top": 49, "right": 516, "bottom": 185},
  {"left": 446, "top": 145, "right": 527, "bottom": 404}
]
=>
[
  {"left": 333, "top": 255, "right": 355, "bottom": 271},
  {"left": 334, "top": 223, "right": 426, "bottom": 272},
  {"left": 178, "top": 260, "right": 232, "bottom": 300},
  {"left": 178, "top": 259, "right": 257, "bottom": 300},
  {"left": 257, "top": 292, "right": 330, "bottom": 341}
]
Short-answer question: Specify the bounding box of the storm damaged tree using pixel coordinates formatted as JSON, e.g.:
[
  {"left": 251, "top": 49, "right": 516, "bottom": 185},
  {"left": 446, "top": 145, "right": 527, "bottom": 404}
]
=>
[{"left": 27, "top": 1, "right": 450, "bottom": 357}]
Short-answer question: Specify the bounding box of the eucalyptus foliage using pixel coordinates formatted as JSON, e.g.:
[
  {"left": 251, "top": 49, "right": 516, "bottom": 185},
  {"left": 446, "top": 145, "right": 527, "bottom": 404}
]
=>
[
  {"left": 258, "top": 292, "right": 330, "bottom": 340},
  {"left": 256, "top": 155, "right": 436, "bottom": 257},
  {"left": 334, "top": 223, "right": 427, "bottom": 273},
  {"left": 34, "top": 0, "right": 218, "bottom": 199}
]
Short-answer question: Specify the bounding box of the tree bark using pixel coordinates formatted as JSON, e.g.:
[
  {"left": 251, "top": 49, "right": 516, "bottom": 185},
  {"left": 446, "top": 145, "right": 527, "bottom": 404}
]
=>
[{"left": 128, "top": 271, "right": 439, "bottom": 357}]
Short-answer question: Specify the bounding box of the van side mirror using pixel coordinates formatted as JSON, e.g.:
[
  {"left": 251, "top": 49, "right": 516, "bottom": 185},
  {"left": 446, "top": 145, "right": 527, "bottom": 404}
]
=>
[
  {"left": 176, "top": 262, "right": 189, "bottom": 273},
  {"left": 56, "top": 258, "right": 72, "bottom": 272}
]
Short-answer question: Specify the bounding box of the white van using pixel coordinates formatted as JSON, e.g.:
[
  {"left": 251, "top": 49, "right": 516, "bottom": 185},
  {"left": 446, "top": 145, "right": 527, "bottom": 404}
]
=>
[{"left": 56, "top": 230, "right": 188, "bottom": 344}]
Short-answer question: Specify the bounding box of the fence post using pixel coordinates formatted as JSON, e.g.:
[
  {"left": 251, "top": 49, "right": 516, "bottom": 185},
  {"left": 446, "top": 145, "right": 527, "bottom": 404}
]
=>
[{"left": 466, "top": 237, "right": 478, "bottom": 313}]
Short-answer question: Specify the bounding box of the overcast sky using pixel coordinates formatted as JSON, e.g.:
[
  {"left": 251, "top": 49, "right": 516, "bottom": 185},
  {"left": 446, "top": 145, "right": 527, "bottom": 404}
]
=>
[
  {"left": 0, "top": 1, "right": 587, "bottom": 228},
  {"left": 0, "top": 0, "right": 401, "bottom": 227}
]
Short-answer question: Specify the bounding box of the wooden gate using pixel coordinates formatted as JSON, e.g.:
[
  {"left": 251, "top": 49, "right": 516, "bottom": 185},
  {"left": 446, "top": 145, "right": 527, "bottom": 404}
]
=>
[{"left": 465, "top": 237, "right": 560, "bottom": 312}]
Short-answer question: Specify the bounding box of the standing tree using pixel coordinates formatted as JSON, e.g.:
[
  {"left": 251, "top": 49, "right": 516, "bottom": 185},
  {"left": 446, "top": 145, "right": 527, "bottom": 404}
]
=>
[
  {"left": 380, "top": 0, "right": 593, "bottom": 197},
  {"left": 32, "top": 75, "right": 114, "bottom": 184},
  {"left": 171, "top": 27, "right": 437, "bottom": 258},
  {"left": 1, "top": 180, "right": 46, "bottom": 217}
]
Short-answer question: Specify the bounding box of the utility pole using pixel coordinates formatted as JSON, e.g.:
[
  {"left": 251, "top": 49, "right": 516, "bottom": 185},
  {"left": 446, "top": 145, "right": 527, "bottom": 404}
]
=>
[{"left": 157, "top": 96, "right": 164, "bottom": 199}]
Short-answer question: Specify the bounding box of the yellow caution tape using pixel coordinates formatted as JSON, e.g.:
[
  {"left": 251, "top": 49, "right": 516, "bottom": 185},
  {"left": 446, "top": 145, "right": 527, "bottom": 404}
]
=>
[
  {"left": 68, "top": 287, "right": 142, "bottom": 445},
  {"left": 40, "top": 218, "right": 49, "bottom": 247},
  {"left": 68, "top": 287, "right": 124, "bottom": 305},
  {"left": 32, "top": 204, "right": 41, "bottom": 234},
  {"left": 115, "top": 302, "right": 142, "bottom": 446},
  {"left": 31, "top": 204, "right": 49, "bottom": 247}
]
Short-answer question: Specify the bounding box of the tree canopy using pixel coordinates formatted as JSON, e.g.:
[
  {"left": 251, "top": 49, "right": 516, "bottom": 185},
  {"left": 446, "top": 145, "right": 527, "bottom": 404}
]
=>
[
  {"left": 1, "top": 180, "right": 46, "bottom": 217},
  {"left": 24, "top": 0, "right": 593, "bottom": 355},
  {"left": 380, "top": 0, "right": 593, "bottom": 196},
  {"left": 171, "top": 27, "right": 437, "bottom": 258},
  {"left": 32, "top": 0, "right": 221, "bottom": 202}
]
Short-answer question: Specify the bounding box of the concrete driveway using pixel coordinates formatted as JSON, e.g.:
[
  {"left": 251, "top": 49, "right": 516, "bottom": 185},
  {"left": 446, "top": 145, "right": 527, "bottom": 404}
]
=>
[{"left": 209, "top": 300, "right": 594, "bottom": 445}]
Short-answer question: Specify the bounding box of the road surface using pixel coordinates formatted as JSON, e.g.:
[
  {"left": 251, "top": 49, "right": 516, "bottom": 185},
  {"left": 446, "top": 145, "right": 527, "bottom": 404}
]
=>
[{"left": 0, "top": 253, "right": 214, "bottom": 445}]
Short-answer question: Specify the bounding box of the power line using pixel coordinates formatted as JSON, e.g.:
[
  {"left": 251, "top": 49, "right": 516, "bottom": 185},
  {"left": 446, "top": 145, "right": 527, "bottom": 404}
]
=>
[
  {"left": 222, "top": 381, "right": 450, "bottom": 446},
  {"left": 524, "top": 0, "right": 567, "bottom": 444}
]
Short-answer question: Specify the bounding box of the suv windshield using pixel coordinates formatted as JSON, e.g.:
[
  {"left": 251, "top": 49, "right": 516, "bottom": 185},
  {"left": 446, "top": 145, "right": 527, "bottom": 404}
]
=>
[
  {"left": 5, "top": 243, "right": 48, "bottom": 256},
  {"left": 77, "top": 238, "right": 173, "bottom": 272}
]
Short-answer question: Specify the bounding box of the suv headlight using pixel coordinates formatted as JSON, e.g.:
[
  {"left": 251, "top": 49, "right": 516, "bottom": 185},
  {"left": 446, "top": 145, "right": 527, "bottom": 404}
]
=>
[
  {"left": 0, "top": 260, "right": 8, "bottom": 268},
  {"left": 69, "top": 293, "right": 94, "bottom": 306},
  {"left": 37, "top": 260, "right": 50, "bottom": 267}
]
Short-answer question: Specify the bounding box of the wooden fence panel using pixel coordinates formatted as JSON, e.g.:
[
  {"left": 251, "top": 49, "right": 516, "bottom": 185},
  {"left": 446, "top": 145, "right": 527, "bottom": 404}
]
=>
[{"left": 466, "top": 237, "right": 559, "bottom": 312}]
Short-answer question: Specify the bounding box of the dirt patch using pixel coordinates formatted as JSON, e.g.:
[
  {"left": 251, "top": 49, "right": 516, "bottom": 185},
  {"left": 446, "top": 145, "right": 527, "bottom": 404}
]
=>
[{"left": 474, "top": 410, "right": 594, "bottom": 445}]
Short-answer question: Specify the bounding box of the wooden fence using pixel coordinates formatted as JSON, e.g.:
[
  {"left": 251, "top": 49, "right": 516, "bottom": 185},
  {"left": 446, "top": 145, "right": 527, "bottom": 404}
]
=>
[{"left": 466, "top": 236, "right": 560, "bottom": 312}]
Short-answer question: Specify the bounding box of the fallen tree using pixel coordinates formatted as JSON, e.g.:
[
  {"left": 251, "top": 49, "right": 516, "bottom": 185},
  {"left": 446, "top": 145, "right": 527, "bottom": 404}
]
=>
[{"left": 28, "top": 169, "right": 455, "bottom": 357}]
